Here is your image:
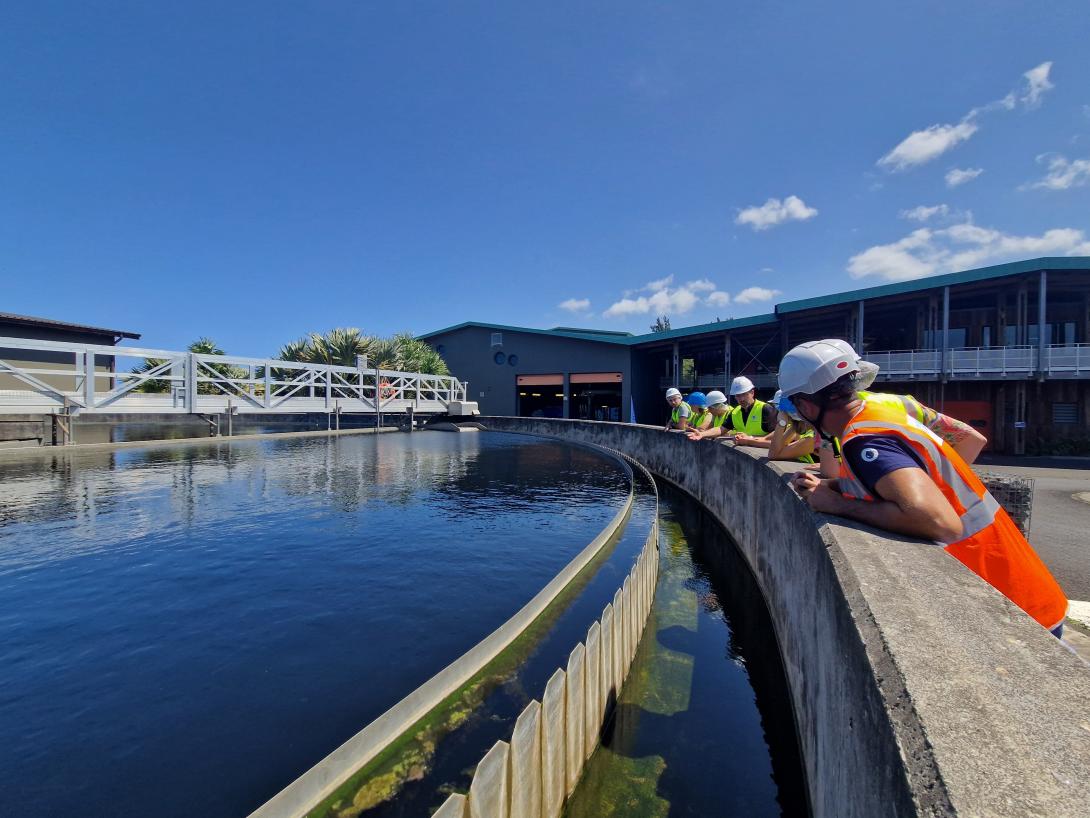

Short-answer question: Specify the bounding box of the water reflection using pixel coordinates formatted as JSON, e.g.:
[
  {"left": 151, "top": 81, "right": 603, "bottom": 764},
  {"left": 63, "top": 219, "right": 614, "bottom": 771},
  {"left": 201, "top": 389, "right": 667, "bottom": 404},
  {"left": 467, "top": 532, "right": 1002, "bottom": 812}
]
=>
[
  {"left": 0, "top": 431, "right": 628, "bottom": 818},
  {"left": 564, "top": 481, "right": 808, "bottom": 818}
]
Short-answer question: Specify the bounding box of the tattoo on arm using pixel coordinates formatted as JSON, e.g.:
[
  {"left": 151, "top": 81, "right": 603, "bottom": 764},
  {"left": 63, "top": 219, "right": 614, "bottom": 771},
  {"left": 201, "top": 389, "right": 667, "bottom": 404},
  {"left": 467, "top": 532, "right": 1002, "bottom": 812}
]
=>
[{"left": 930, "top": 413, "right": 972, "bottom": 446}]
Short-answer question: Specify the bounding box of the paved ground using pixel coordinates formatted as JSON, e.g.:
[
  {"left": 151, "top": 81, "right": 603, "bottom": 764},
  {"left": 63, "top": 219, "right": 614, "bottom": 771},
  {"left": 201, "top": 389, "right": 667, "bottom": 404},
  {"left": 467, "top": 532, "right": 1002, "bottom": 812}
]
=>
[{"left": 976, "top": 456, "right": 1090, "bottom": 602}]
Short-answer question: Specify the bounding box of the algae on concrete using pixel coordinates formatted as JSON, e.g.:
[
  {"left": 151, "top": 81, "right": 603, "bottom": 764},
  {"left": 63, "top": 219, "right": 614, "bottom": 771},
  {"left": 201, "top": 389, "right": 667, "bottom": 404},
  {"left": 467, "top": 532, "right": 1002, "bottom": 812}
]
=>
[{"left": 307, "top": 503, "right": 638, "bottom": 818}]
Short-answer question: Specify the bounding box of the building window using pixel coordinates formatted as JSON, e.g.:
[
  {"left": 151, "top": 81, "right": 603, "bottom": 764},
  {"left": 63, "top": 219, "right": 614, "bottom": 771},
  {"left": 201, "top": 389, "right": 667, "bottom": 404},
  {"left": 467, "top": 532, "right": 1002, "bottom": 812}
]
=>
[
  {"left": 1052, "top": 403, "right": 1077, "bottom": 425},
  {"left": 491, "top": 332, "right": 503, "bottom": 347},
  {"left": 493, "top": 351, "right": 506, "bottom": 365}
]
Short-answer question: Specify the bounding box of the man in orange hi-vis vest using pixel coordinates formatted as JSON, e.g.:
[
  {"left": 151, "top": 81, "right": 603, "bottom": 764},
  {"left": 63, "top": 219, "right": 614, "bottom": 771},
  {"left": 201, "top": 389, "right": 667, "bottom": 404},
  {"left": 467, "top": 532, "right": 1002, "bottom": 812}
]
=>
[{"left": 781, "top": 339, "right": 1068, "bottom": 637}]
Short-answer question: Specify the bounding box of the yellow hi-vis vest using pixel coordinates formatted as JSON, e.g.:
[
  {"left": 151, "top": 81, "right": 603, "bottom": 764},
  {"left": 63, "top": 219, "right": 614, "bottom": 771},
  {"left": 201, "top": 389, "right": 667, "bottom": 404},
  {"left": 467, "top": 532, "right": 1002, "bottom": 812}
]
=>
[
  {"left": 730, "top": 400, "right": 769, "bottom": 435},
  {"left": 670, "top": 402, "right": 691, "bottom": 425},
  {"left": 710, "top": 409, "right": 729, "bottom": 429},
  {"left": 690, "top": 408, "right": 710, "bottom": 429},
  {"left": 859, "top": 390, "right": 926, "bottom": 423}
]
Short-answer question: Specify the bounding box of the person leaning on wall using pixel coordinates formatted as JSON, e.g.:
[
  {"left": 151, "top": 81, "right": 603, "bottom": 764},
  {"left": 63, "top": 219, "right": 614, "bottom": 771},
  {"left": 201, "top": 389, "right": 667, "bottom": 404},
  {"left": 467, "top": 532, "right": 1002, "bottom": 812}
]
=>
[
  {"left": 767, "top": 389, "right": 822, "bottom": 466},
  {"left": 781, "top": 338, "right": 1068, "bottom": 638},
  {"left": 685, "top": 392, "right": 712, "bottom": 432},
  {"left": 723, "top": 376, "right": 776, "bottom": 448},
  {"left": 686, "top": 390, "right": 731, "bottom": 441},
  {"left": 664, "top": 387, "right": 691, "bottom": 431}
]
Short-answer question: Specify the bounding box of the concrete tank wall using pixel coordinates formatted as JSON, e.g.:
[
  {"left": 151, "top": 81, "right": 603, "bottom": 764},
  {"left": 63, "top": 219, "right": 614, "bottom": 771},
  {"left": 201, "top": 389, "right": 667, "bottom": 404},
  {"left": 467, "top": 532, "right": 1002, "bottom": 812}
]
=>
[{"left": 476, "top": 417, "right": 1090, "bottom": 818}]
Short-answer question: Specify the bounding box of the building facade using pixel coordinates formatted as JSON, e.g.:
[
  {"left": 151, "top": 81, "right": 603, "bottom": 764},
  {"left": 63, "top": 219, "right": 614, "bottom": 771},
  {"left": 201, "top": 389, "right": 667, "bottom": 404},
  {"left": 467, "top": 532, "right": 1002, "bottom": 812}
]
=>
[{"left": 422, "top": 257, "right": 1090, "bottom": 455}]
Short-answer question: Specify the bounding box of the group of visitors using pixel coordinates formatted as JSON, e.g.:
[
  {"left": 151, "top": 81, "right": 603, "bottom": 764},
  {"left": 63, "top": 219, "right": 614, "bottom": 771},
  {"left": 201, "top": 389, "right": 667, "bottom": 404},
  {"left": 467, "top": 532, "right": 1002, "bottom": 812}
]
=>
[{"left": 663, "top": 338, "right": 1068, "bottom": 639}]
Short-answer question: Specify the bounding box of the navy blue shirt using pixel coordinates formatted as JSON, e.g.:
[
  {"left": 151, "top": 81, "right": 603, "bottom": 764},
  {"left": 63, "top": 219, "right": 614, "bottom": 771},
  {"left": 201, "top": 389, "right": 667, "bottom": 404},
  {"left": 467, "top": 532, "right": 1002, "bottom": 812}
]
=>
[{"left": 841, "top": 435, "right": 926, "bottom": 499}]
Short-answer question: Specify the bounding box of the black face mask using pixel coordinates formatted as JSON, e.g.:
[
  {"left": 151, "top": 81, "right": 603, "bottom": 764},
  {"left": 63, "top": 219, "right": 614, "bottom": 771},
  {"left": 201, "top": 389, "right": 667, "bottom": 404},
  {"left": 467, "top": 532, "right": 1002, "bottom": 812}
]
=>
[{"left": 796, "top": 397, "right": 835, "bottom": 443}]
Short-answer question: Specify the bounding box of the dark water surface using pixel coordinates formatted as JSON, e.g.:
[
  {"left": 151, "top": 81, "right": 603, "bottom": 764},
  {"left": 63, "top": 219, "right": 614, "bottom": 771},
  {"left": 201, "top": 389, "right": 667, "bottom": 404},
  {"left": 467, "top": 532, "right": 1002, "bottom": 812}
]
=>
[
  {"left": 0, "top": 431, "right": 629, "bottom": 818},
  {"left": 564, "top": 481, "right": 808, "bottom": 817}
]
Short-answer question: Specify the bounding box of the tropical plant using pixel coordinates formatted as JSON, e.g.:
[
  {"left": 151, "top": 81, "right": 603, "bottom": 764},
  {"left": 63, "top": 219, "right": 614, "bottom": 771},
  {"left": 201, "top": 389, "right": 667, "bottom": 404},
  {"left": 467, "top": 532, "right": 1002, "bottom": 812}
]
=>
[
  {"left": 276, "top": 328, "right": 449, "bottom": 376},
  {"left": 131, "top": 338, "right": 245, "bottom": 394},
  {"left": 650, "top": 315, "right": 671, "bottom": 333}
]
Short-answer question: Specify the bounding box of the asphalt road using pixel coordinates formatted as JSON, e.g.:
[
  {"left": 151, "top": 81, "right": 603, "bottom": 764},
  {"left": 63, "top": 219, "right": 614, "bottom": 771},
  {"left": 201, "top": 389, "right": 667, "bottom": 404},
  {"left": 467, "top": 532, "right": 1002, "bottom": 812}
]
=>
[{"left": 976, "top": 456, "right": 1090, "bottom": 602}]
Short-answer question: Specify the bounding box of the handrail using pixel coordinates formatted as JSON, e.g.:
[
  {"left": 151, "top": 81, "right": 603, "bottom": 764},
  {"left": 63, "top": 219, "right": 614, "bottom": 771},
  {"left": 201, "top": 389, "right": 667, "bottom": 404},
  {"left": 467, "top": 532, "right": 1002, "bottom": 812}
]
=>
[{"left": 0, "top": 336, "right": 468, "bottom": 414}]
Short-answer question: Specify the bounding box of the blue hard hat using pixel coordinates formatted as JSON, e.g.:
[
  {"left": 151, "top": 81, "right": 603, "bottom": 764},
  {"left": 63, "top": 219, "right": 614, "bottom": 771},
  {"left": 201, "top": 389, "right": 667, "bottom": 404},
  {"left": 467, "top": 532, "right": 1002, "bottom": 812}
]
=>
[
  {"left": 686, "top": 391, "right": 707, "bottom": 408},
  {"left": 777, "top": 392, "right": 802, "bottom": 421}
]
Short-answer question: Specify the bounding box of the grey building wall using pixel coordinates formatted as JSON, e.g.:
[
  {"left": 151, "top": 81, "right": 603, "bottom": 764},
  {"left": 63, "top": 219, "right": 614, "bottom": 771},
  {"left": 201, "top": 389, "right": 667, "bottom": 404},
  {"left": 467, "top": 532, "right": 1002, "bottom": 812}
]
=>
[{"left": 425, "top": 326, "right": 633, "bottom": 418}]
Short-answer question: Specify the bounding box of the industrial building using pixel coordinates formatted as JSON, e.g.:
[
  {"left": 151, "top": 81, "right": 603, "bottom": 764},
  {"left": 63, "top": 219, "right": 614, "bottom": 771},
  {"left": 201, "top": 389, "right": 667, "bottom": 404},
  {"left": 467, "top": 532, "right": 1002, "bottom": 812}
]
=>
[{"left": 421, "top": 256, "right": 1090, "bottom": 454}]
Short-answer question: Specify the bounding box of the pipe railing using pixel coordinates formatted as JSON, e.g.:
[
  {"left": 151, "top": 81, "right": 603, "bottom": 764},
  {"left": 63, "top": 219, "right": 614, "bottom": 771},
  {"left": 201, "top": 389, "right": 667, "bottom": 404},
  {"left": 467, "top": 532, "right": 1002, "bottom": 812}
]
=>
[{"left": 0, "top": 336, "right": 467, "bottom": 415}]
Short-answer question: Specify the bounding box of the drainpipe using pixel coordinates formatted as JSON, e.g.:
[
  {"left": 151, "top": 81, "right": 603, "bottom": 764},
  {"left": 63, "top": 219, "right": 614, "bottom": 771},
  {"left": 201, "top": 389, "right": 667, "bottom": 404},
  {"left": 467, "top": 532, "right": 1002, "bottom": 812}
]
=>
[
  {"left": 941, "top": 286, "right": 950, "bottom": 383},
  {"left": 1037, "top": 270, "right": 1047, "bottom": 381},
  {"left": 563, "top": 371, "right": 571, "bottom": 419},
  {"left": 672, "top": 341, "right": 679, "bottom": 386},
  {"left": 856, "top": 300, "right": 865, "bottom": 353}
]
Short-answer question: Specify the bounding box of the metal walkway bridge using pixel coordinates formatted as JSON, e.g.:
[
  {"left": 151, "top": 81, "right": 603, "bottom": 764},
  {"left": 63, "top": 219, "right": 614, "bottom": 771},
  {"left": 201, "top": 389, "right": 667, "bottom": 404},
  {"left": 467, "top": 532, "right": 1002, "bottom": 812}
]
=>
[{"left": 0, "top": 336, "right": 470, "bottom": 418}]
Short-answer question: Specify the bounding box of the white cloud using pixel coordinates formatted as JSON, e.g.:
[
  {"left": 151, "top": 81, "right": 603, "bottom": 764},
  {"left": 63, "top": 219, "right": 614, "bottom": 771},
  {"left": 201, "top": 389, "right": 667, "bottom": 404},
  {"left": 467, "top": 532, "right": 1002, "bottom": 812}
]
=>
[
  {"left": 878, "top": 121, "right": 979, "bottom": 171},
  {"left": 603, "top": 278, "right": 744, "bottom": 318},
  {"left": 900, "top": 204, "right": 951, "bottom": 222},
  {"left": 847, "top": 221, "right": 1090, "bottom": 282},
  {"left": 1023, "top": 154, "right": 1090, "bottom": 191},
  {"left": 1021, "top": 61, "right": 1054, "bottom": 108},
  {"left": 734, "top": 195, "right": 818, "bottom": 231},
  {"left": 946, "top": 167, "right": 984, "bottom": 187},
  {"left": 706, "top": 291, "right": 731, "bottom": 307},
  {"left": 878, "top": 62, "right": 1055, "bottom": 172},
  {"left": 734, "top": 286, "right": 782, "bottom": 304},
  {"left": 558, "top": 297, "right": 591, "bottom": 313}
]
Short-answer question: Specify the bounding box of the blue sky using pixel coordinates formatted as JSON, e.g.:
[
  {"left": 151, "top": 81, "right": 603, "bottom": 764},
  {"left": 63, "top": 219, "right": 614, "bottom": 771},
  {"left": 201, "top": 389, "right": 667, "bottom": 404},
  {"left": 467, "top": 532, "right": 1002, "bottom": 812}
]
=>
[{"left": 2, "top": 1, "right": 1088, "bottom": 354}]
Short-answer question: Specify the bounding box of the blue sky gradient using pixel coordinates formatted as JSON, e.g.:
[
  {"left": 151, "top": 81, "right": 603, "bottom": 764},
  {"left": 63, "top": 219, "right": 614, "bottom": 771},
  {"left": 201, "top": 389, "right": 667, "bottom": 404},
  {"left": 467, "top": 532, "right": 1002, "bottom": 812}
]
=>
[{"left": 2, "top": 1, "right": 1088, "bottom": 353}]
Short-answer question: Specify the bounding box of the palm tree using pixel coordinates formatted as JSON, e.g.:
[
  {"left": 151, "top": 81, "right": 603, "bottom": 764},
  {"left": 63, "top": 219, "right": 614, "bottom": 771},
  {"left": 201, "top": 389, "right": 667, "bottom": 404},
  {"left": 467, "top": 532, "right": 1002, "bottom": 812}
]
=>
[
  {"left": 274, "top": 329, "right": 451, "bottom": 376},
  {"left": 132, "top": 338, "right": 244, "bottom": 393}
]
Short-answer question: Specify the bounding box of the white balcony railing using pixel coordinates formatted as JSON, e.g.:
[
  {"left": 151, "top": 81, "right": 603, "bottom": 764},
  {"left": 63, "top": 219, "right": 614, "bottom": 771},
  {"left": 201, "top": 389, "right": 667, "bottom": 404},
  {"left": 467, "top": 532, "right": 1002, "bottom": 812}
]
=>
[
  {"left": 1044, "top": 343, "right": 1090, "bottom": 374},
  {"left": 657, "top": 345, "right": 1090, "bottom": 390}
]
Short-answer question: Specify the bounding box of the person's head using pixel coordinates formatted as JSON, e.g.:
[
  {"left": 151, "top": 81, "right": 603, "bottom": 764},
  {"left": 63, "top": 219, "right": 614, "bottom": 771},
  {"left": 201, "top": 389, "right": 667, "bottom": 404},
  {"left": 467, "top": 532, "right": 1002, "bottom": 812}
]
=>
[
  {"left": 665, "top": 387, "right": 683, "bottom": 407},
  {"left": 777, "top": 339, "right": 878, "bottom": 437},
  {"left": 706, "top": 390, "right": 729, "bottom": 415},
  {"left": 729, "top": 376, "right": 756, "bottom": 408},
  {"left": 686, "top": 391, "right": 708, "bottom": 410}
]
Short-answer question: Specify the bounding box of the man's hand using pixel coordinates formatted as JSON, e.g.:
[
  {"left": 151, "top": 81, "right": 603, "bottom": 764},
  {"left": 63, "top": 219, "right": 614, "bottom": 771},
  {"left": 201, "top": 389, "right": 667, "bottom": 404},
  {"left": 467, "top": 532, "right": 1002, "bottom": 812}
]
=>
[
  {"left": 686, "top": 429, "right": 704, "bottom": 441},
  {"left": 791, "top": 470, "right": 820, "bottom": 499},
  {"left": 734, "top": 433, "right": 755, "bottom": 445},
  {"left": 791, "top": 472, "right": 844, "bottom": 513}
]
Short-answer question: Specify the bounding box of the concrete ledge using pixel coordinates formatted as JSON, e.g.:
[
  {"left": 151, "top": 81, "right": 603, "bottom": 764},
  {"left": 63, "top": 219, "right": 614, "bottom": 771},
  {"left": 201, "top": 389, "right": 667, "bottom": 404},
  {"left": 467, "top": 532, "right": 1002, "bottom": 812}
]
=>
[{"left": 477, "top": 417, "right": 1090, "bottom": 818}]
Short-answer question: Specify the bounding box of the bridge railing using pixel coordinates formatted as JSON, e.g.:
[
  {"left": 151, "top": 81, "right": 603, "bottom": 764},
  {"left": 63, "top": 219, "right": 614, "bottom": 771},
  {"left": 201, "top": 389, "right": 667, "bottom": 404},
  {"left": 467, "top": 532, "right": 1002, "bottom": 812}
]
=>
[{"left": 0, "top": 336, "right": 467, "bottom": 415}]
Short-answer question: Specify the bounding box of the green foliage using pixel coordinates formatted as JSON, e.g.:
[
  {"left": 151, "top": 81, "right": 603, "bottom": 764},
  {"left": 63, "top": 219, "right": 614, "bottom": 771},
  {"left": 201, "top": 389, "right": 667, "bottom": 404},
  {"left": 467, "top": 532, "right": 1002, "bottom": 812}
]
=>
[
  {"left": 650, "top": 315, "right": 671, "bottom": 333},
  {"left": 131, "top": 337, "right": 244, "bottom": 394},
  {"left": 278, "top": 328, "right": 450, "bottom": 376}
]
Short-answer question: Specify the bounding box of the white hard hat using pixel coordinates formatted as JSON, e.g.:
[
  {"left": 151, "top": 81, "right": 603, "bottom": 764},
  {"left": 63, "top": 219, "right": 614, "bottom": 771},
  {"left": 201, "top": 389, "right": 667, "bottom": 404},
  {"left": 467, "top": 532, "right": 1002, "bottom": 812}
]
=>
[
  {"left": 778, "top": 338, "right": 878, "bottom": 397},
  {"left": 706, "top": 390, "right": 728, "bottom": 406},
  {"left": 729, "top": 376, "right": 755, "bottom": 396},
  {"left": 665, "top": 387, "right": 682, "bottom": 399}
]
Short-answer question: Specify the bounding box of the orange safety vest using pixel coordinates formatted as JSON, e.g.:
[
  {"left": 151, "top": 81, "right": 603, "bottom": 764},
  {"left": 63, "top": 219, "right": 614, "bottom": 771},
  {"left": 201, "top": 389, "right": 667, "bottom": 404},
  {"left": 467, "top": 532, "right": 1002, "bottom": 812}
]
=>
[{"left": 838, "top": 400, "right": 1068, "bottom": 631}]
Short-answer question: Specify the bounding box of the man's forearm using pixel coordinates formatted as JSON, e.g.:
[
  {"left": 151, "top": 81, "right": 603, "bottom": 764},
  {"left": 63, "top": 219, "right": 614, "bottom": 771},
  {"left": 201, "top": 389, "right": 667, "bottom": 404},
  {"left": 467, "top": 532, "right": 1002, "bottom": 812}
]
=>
[{"left": 821, "top": 491, "right": 948, "bottom": 541}]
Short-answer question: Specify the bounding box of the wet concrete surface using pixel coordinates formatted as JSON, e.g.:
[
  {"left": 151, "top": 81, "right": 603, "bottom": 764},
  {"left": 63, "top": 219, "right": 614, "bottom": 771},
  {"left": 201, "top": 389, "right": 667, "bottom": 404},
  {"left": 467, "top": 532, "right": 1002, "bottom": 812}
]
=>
[{"left": 976, "top": 456, "right": 1090, "bottom": 601}]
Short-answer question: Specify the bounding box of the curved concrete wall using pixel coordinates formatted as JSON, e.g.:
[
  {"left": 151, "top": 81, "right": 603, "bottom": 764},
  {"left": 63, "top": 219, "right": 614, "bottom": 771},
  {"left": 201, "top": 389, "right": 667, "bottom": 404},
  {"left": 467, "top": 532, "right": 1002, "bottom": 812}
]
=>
[
  {"left": 477, "top": 417, "right": 1090, "bottom": 818},
  {"left": 250, "top": 441, "right": 640, "bottom": 818}
]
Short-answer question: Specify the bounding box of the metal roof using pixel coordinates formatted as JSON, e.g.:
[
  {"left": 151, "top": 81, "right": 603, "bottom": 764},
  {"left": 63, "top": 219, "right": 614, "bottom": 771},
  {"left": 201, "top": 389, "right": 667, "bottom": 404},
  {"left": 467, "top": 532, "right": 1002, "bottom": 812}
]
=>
[
  {"left": 0, "top": 311, "right": 141, "bottom": 340},
  {"left": 420, "top": 257, "right": 1090, "bottom": 348},
  {"left": 776, "top": 256, "right": 1090, "bottom": 315},
  {"left": 418, "top": 321, "right": 633, "bottom": 345}
]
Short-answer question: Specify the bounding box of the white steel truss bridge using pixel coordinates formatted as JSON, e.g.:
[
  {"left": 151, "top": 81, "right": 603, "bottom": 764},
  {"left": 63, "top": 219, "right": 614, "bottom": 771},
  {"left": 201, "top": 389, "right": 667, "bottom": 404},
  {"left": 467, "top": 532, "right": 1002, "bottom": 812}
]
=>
[{"left": 0, "top": 336, "right": 469, "bottom": 418}]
